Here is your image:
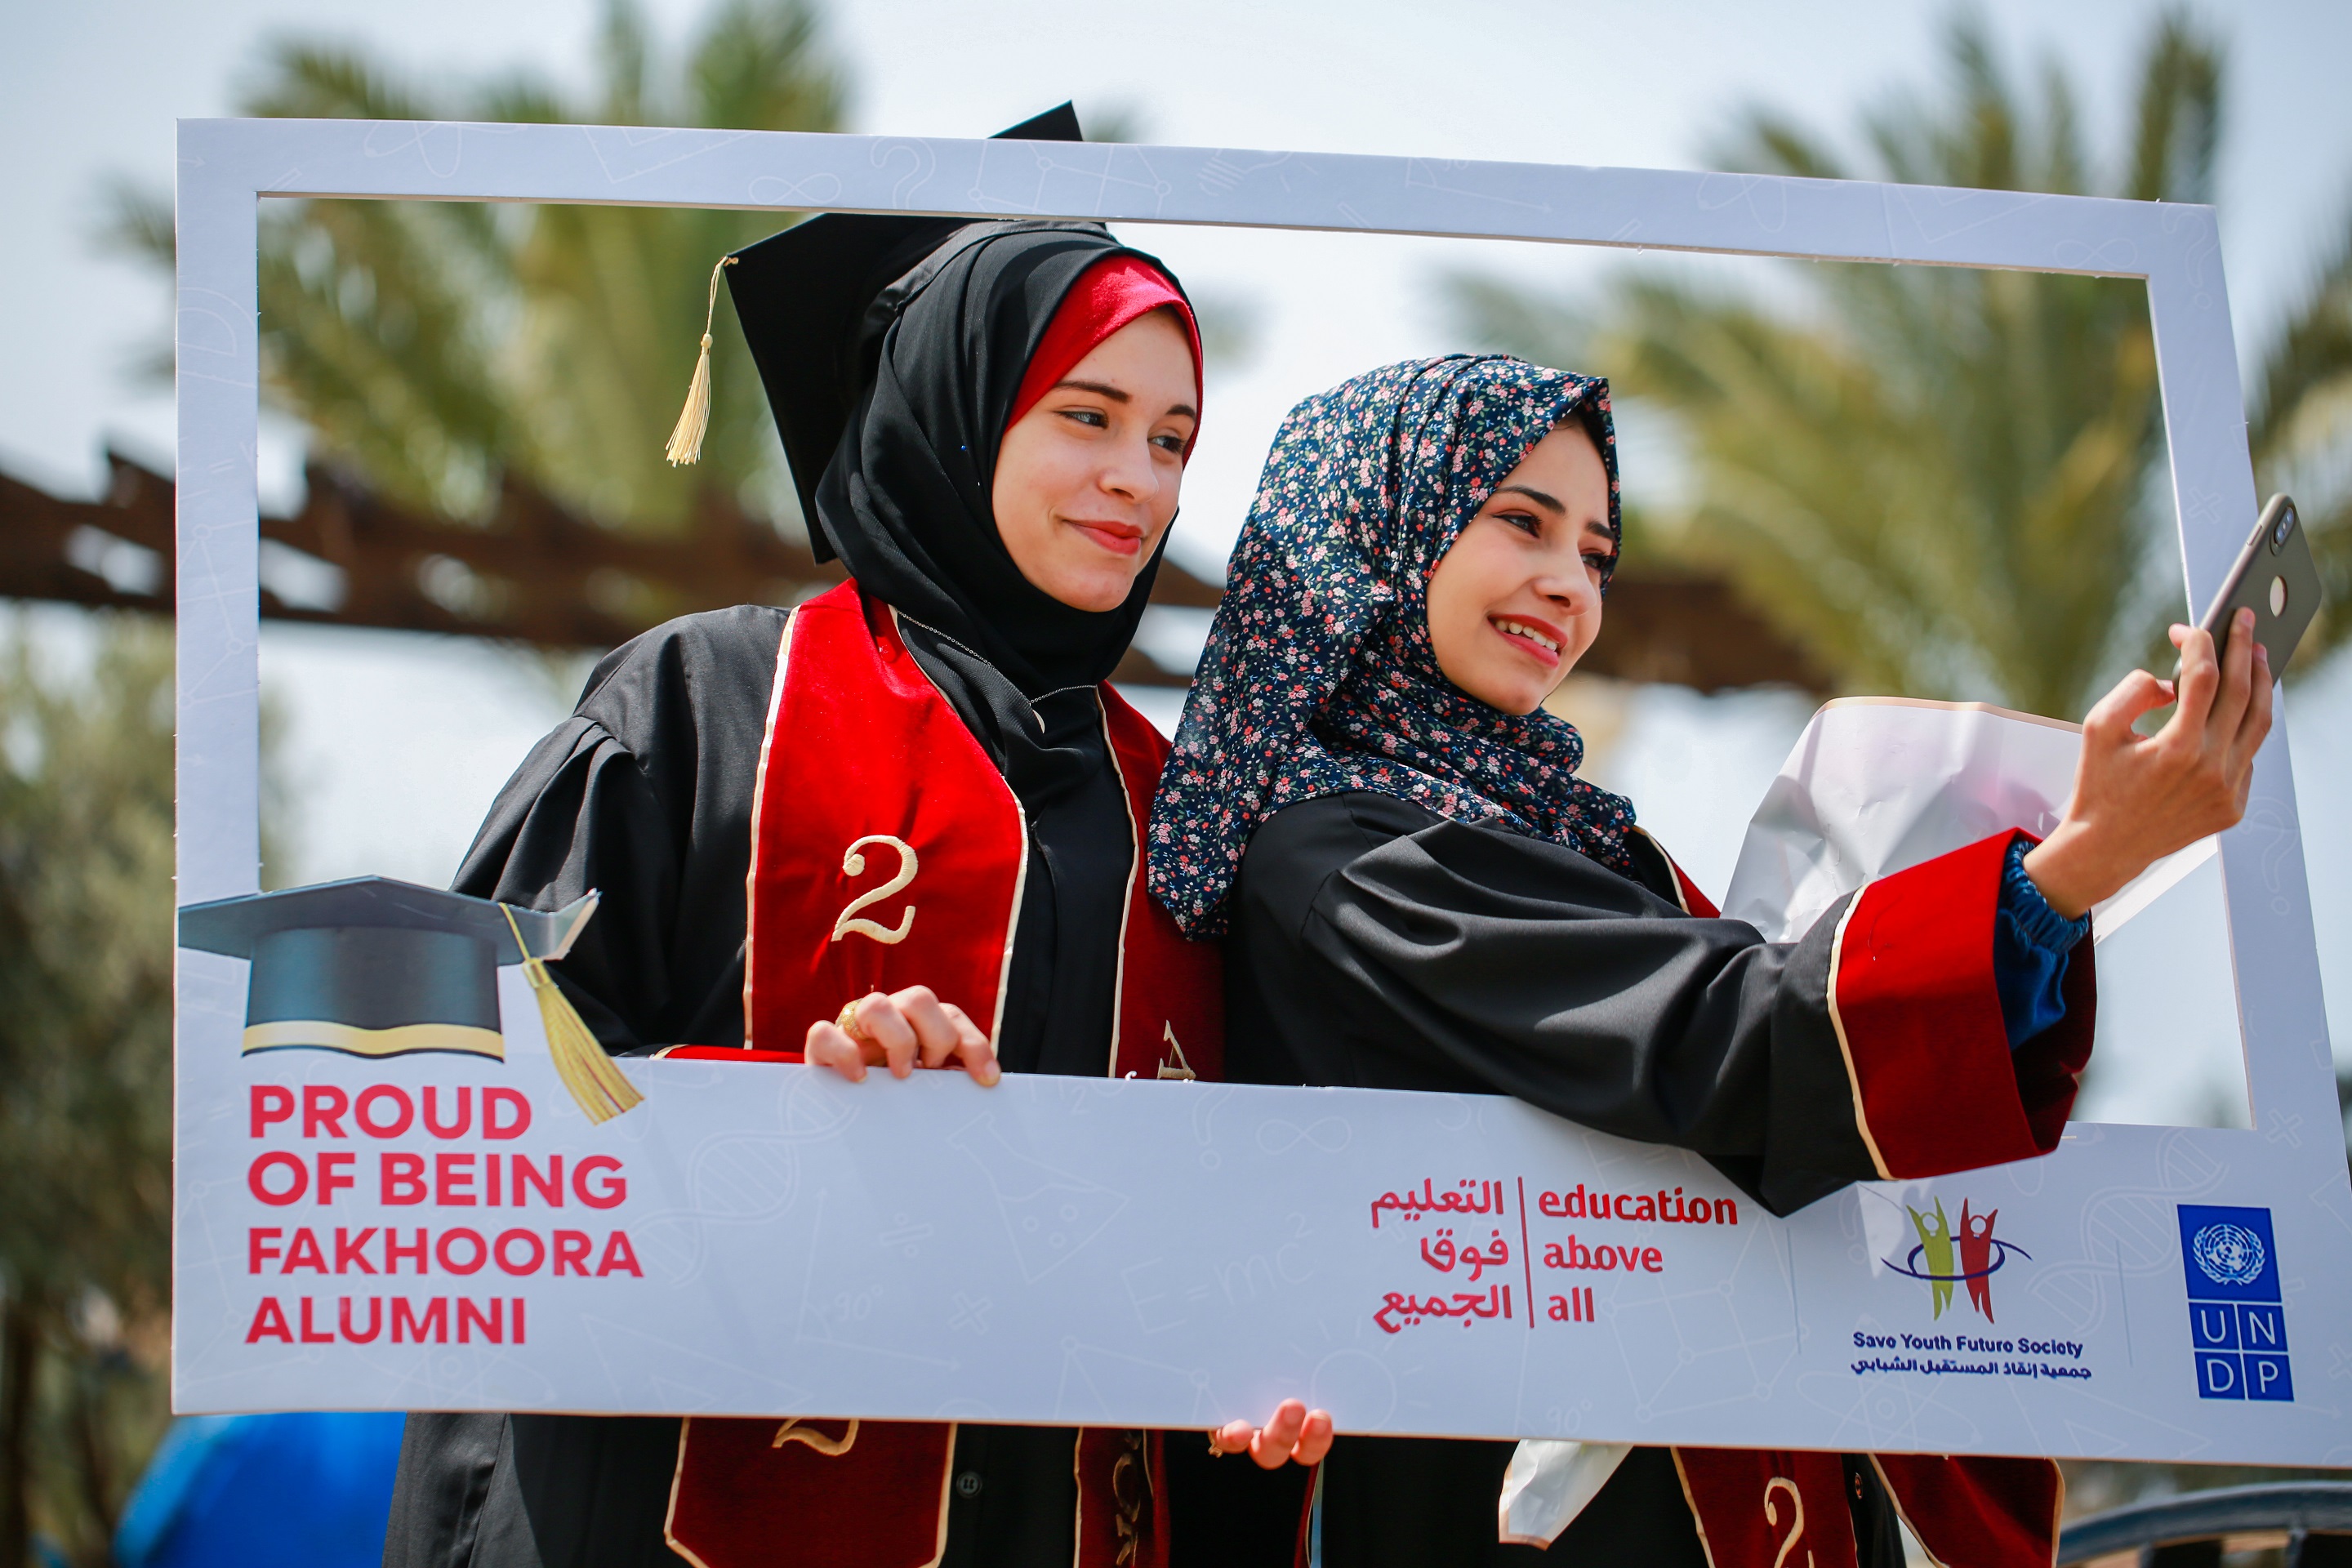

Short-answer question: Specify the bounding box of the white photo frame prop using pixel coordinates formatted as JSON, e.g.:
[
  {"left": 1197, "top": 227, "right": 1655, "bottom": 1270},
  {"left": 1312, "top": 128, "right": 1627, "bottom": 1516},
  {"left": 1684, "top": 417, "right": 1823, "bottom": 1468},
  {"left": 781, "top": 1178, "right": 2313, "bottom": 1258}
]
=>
[{"left": 174, "top": 120, "right": 2350, "bottom": 1463}]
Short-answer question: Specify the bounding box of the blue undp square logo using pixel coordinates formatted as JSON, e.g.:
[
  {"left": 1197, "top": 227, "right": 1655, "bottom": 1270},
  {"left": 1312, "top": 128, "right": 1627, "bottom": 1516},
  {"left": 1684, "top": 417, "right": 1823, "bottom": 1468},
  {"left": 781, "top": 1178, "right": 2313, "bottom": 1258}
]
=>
[
  {"left": 2179, "top": 1205, "right": 2291, "bottom": 1402},
  {"left": 2189, "top": 1300, "right": 2238, "bottom": 1348},
  {"left": 2178, "top": 1205, "right": 2281, "bottom": 1301},
  {"left": 2194, "top": 1346, "right": 2294, "bottom": 1401}
]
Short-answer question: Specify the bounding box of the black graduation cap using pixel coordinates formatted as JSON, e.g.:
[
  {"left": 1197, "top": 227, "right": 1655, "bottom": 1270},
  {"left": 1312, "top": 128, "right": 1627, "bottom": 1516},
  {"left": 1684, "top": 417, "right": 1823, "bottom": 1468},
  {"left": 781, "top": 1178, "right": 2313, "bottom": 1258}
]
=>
[
  {"left": 176, "top": 877, "right": 597, "bottom": 1063},
  {"left": 720, "top": 102, "right": 1096, "bottom": 555}
]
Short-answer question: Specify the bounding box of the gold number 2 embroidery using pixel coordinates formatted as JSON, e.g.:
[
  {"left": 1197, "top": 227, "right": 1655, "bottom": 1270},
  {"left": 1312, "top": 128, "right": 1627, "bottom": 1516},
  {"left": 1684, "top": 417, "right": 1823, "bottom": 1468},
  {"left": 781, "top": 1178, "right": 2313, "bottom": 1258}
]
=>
[
  {"left": 1156, "top": 1022, "right": 1197, "bottom": 1080},
  {"left": 1763, "top": 1476, "right": 1814, "bottom": 1568},
  {"left": 831, "top": 835, "right": 918, "bottom": 945},
  {"left": 772, "top": 1416, "right": 858, "bottom": 1455}
]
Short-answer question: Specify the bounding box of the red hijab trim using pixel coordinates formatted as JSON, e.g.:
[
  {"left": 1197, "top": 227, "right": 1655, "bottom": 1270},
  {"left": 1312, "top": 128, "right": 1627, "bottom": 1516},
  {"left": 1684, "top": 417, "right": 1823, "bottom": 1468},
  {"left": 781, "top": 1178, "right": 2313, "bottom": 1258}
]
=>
[{"left": 1008, "top": 255, "right": 1203, "bottom": 454}]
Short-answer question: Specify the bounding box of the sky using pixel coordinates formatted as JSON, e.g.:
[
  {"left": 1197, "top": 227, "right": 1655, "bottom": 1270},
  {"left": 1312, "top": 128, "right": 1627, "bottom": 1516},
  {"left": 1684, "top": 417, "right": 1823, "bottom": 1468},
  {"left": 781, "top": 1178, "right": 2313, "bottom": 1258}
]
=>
[{"left": 4, "top": 0, "right": 2350, "bottom": 1125}]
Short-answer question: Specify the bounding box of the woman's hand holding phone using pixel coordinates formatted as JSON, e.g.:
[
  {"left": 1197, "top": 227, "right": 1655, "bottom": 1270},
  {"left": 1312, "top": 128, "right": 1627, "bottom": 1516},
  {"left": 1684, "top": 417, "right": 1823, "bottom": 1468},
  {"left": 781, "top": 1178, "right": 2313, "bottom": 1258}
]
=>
[{"left": 2022, "top": 609, "right": 2273, "bottom": 920}]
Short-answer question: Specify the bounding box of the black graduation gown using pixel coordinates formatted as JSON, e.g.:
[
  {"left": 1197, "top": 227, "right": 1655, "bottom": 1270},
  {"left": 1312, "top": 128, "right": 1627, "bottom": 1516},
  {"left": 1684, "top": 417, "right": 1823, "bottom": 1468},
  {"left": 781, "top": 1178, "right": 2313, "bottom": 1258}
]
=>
[
  {"left": 381, "top": 605, "right": 1160, "bottom": 1568},
  {"left": 1223, "top": 790, "right": 1912, "bottom": 1568}
]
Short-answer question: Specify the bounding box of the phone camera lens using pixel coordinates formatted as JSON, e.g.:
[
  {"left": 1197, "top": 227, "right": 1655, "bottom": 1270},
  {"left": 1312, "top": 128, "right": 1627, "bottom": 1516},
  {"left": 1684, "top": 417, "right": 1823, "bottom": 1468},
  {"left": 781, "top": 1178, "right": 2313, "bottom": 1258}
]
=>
[{"left": 2272, "top": 509, "right": 2296, "bottom": 550}]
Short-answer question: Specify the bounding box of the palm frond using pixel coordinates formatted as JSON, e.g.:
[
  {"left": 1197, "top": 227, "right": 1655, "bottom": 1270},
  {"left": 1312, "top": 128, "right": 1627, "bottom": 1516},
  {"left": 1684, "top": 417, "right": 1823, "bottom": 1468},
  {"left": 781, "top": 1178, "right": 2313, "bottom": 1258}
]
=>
[
  {"left": 94, "top": 180, "right": 180, "bottom": 385},
  {"left": 597, "top": 0, "right": 655, "bottom": 125},
  {"left": 95, "top": 178, "right": 173, "bottom": 270},
  {"left": 689, "top": 0, "right": 844, "bottom": 133},
  {"left": 1708, "top": 112, "right": 1849, "bottom": 182},
  {"left": 1447, "top": 275, "right": 1592, "bottom": 368},
  {"left": 1444, "top": 11, "right": 2227, "bottom": 717},
  {"left": 2248, "top": 200, "right": 2352, "bottom": 660},
  {"left": 238, "top": 39, "right": 438, "bottom": 122},
  {"left": 103, "top": 0, "right": 848, "bottom": 537},
  {"left": 2125, "top": 10, "right": 2223, "bottom": 204},
  {"left": 253, "top": 193, "right": 521, "bottom": 515}
]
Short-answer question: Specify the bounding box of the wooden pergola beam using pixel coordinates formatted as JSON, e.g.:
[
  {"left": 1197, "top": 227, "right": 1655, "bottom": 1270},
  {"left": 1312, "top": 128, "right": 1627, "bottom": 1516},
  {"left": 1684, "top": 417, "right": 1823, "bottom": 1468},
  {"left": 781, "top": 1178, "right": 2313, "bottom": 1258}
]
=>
[{"left": 0, "top": 454, "right": 1821, "bottom": 694}]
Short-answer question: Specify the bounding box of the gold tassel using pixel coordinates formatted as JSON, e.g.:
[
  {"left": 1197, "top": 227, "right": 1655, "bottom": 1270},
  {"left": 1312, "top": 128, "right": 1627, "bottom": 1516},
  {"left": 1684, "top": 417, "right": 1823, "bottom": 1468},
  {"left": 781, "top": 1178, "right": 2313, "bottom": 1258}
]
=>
[
  {"left": 501, "top": 905, "right": 644, "bottom": 1124},
  {"left": 664, "top": 256, "right": 737, "bottom": 467}
]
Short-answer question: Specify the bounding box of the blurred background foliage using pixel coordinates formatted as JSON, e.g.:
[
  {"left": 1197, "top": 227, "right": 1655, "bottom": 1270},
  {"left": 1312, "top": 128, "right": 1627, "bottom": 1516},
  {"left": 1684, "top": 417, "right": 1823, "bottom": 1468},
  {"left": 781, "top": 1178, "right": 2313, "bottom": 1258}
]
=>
[
  {"left": 2249, "top": 198, "right": 2352, "bottom": 663},
  {"left": 106, "top": 0, "right": 846, "bottom": 535},
  {"left": 0, "top": 620, "right": 293, "bottom": 1566},
  {"left": 96, "top": 2, "right": 1245, "bottom": 557},
  {"left": 1454, "top": 10, "right": 2352, "bottom": 719},
  {"left": 30, "top": 1, "right": 853, "bottom": 1555},
  {"left": 0, "top": 619, "right": 179, "bottom": 1567}
]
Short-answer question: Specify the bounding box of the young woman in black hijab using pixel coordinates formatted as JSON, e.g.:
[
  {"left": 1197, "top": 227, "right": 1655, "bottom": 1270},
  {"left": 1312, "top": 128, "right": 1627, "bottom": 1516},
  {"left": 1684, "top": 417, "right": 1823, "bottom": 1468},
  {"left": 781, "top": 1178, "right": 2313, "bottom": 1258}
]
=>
[{"left": 384, "top": 116, "right": 1325, "bottom": 1568}]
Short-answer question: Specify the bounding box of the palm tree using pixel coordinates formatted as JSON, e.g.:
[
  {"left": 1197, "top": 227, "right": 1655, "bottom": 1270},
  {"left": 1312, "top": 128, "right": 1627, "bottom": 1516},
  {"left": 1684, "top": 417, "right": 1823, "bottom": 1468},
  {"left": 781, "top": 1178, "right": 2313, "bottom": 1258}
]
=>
[
  {"left": 2247, "top": 204, "right": 2352, "bottom": 662},
  {"left": 108, "top": 0, "right": 845, "bottom": 534},
  {"left": 1450, "top": 13, "right": 2224, "bottom": 720}
]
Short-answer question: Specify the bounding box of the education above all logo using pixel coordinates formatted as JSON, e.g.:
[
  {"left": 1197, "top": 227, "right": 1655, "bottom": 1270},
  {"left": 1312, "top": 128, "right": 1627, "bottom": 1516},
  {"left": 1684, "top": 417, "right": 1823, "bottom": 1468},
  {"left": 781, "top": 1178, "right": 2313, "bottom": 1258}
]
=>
[
  {"left": 2178, "top": 1205, "right": 2293, "bottom": 1402},
  {"left": 1883, "top": 1197, "right": 2024, "bottom": 1322}
]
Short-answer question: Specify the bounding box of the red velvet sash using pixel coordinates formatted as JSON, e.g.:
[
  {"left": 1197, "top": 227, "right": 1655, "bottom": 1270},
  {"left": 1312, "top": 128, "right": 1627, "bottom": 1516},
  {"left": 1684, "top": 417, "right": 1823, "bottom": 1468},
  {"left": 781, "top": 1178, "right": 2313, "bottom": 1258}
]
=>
[
  {"left": 741, "top": 582, "right": 1219, "bottom": 1078},
  {"left": 668, "top": 582, "right": 1219, "bottom": 1568},
  {"left": 1671, "top": 1448, "right": 2059, "bottom": 1568},
  {"left": 1645, "top": 848, "right": 2062, "bottom": 1568},
  {"left": 1873, "top": 1453, "right": 2062, "bottom": 1566},
  {"left": 1675, "top": 1450, "right": 1862, "bottom": 1568}
]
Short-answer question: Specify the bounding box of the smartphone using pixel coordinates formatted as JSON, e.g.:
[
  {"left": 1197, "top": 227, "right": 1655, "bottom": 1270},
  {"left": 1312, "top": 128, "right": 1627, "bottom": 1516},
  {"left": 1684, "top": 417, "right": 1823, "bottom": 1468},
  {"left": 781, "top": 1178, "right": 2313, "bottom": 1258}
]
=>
[{"left": 2196, "top": 493, "right": 2325, "bottom": 675}]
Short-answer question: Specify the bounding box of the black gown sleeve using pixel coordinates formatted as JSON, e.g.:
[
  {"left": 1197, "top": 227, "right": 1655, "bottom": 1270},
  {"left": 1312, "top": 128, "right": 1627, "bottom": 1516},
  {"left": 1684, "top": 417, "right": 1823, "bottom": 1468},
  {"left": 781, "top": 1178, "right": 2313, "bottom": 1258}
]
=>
[
  {"left": 1225, "top": 791, "right": 1878, "bottom": 1217},
  {"left": 393, "top": 602, "right": 1152, "bottom": 1568},
  {"left": 450, "top": 604, "right": 788, "bottom": 1052},
  {"left": 386, "top": 608, "right": 785, "bottom": 1568}
]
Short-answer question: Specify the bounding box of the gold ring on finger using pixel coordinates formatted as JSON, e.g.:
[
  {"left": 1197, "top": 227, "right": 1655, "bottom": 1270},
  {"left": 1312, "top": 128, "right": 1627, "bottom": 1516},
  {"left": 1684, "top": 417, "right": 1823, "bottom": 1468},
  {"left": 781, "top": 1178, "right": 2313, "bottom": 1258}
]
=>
[{"left": 835, "top": 997, "right": 871, "bottom": 1045}]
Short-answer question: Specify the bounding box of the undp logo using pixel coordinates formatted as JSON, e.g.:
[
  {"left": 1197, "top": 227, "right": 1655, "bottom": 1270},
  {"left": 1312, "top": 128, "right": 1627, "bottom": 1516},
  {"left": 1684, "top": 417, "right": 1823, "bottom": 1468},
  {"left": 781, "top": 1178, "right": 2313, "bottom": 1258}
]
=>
[
  {"left": 2192, "top": 1223, "right": 2266, "bottom": 1289},
  {"left": 2177, "top": 1205, "right": 2292, "bottom": 1403}
]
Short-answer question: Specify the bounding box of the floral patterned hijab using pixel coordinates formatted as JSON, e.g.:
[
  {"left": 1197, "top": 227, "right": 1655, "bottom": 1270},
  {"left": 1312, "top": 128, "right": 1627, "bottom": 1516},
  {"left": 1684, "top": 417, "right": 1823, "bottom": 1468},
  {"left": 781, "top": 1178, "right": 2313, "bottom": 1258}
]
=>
[{"left": 1146, "top": 355, "right": 1638, "bottom": 938}]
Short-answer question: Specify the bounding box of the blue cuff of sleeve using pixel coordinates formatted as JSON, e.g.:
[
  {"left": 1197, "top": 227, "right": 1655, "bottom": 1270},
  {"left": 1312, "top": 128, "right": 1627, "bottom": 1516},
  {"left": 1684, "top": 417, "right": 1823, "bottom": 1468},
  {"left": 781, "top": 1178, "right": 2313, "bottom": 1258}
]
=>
[
  {"left": 2002, "top": 836, "right": 2091, "bottom": 954},
  {"left": 1993, "top": 836, "right": 2088, "bottom": 1049}
]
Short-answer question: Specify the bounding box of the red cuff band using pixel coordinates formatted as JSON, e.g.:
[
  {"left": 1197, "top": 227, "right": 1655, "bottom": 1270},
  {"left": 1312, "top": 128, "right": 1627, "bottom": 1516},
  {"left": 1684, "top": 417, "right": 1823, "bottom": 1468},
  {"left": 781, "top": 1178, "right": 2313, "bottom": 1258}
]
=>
[{"left": 1828, "top": 831, "right": 2090, "bottom": 1178}]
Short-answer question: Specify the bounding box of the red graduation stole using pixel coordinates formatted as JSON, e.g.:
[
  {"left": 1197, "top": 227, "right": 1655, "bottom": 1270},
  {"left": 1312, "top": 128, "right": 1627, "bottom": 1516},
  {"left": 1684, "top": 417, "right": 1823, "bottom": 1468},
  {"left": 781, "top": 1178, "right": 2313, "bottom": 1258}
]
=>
[
  {"left": 666, "top": 581, "right": 1219, "bottom": 1568},
  {"left": 1669, "top": 1449, "right": 2060, "bottom": 1568},
  {"left": 1655, "top": 858, "right": 2064, "bottom": 1568},
  {"left": 741, "top": 581, "right": 1218, "bottom": 1076}
]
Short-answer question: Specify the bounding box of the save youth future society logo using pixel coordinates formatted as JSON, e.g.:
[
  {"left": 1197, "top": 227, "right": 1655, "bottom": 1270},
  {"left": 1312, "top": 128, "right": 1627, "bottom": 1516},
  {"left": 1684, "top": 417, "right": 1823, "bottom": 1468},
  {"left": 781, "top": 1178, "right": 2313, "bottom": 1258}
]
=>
[
  {"left": 1882, "top": 1197, "right": 2025, "bottom": 1322},
  {"left": 1858, "top": 1199, "right": 2087, "bottom": 1385},
  {"left": 2179, "top": 1205, "right": 2293, "bottom": 1402}
]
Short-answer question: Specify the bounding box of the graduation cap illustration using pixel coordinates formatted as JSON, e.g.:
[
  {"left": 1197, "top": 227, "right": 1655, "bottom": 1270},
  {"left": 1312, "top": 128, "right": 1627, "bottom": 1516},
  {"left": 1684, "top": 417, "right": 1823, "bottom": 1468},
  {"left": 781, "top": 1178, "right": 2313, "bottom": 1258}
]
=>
[
  {"left": 662, "top": 101, "right": 1102, "bottom": 555},
  {"left": 177, "top": 877, "right": 643, "bottom": 1124}
]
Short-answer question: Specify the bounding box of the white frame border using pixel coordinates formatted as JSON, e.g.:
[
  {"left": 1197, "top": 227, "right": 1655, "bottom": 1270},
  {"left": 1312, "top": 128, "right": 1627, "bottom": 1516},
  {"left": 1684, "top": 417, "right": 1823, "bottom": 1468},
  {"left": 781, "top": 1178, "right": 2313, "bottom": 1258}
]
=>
[{"left": 172, "top": 118, "right": 2336, "bottom": 1204}]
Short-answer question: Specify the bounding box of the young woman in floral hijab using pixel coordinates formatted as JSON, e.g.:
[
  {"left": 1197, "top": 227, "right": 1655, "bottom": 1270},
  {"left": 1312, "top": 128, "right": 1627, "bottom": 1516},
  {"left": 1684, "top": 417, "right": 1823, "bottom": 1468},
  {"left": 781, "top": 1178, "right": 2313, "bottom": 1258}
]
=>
[{"left": 1147, "top": 355, "right": 2271, "bottom": 1566}]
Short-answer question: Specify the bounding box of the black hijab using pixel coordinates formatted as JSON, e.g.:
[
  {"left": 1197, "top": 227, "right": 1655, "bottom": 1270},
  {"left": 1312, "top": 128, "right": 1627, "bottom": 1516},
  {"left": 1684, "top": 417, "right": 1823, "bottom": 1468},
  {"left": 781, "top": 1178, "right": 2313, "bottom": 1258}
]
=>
[
  {"left": 811, "top": 220, "right": 1187, "bottom": 701},
  {"left": 803, "top": 220, "right": 1196, "bottom": 1078}
]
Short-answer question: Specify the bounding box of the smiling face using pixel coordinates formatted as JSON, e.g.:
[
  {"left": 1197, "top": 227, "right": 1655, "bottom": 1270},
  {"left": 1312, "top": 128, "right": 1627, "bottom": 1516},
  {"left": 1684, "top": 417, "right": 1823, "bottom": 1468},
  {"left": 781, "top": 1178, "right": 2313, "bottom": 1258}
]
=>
[
  {"left": 991, "top": 308, "right": 1199, "bottom": 612},
  {"left": 1423, "top": 420, "right": 1616, "bottom": 715}
]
